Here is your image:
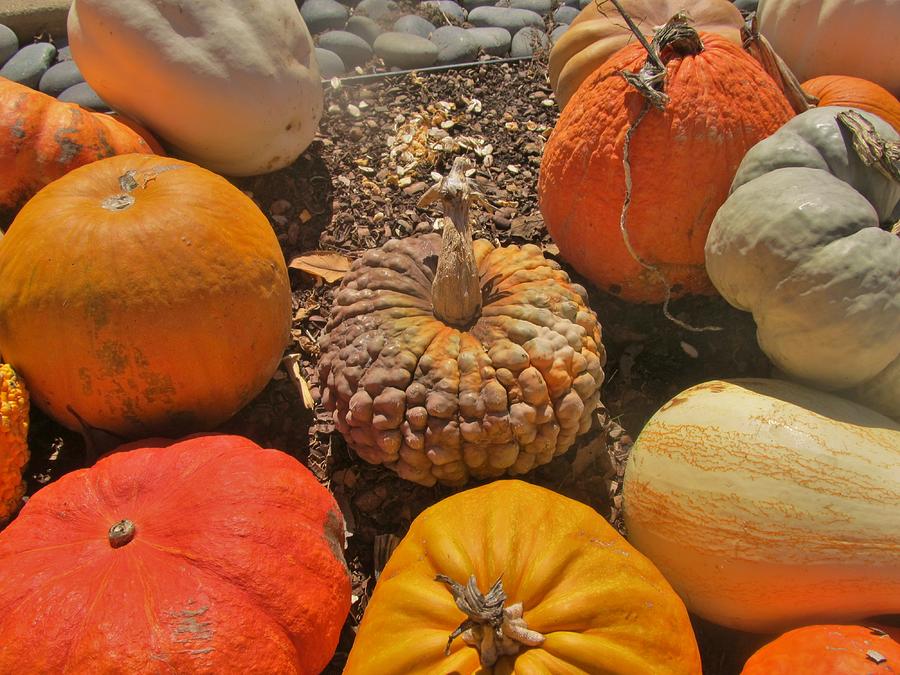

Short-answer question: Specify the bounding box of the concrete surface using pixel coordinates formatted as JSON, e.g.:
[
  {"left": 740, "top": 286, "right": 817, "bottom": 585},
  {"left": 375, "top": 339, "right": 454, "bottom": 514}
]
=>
[{"left": 0, "top": 0, "right": 72, "bottom": 42}]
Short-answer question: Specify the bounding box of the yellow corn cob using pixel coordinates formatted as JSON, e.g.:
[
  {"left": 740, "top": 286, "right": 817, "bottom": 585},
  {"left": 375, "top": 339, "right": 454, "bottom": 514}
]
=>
[{"left": 1, "top": 363, "right": 29, "bottom": 523}]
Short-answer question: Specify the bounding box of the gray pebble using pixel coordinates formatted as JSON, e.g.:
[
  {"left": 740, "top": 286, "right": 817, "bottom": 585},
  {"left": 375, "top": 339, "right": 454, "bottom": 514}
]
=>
[
  {"left": 0, "top": 24, "right": 17, "bottom": 68},
  {"left": 345, "top": 15, "right": 383, "bottom": 45},
  {"left": 510, "top": 26, "right": 549, "bottom": 57},
  {"left": 461, "top": 0, "right": 495, "bottom": 8},
  {"left": 578, "top": 0, "right": 592, "bottom": 7},
  {"left": 318, "top": 30, "right": 373, "bottom": 68},
  {"left": 57, "top": 82, "right": 110, "bottom": 111},
  {"left": 300, "top": 0, "right": 349, "bottom": 34},
  {"left": 38, "top": 59, "right": 84, "bottom": 97},
  {"left": 550, "top": 24, "right": 569, "bottom": 44},
  {"left": 733, "top": 0, "right": 759, "bottom": 11},
  {"left": 507, "top": 0, "right": 554, "bottom": 16},
  {"left": 56, "top": 45, "right": 73, "bottom": 61},
  {"left": 0, "top": 42, "right": 57, "bottom": 88},
  {"left": 421, "top": 1, "right": 467, "bottom": 24},
  {"left": 393, "top": 14, "right": 435, "bottom": 39},
  {"left": 561, "top": 0, "right": 581, "bottom": 5},
  {"left": 553, "top": 6, "right": 580, "bottom": 24},
  {"left": 373, "top": 31, "right": 438, "bottom": 69},
  {"left": 315, "top": 47, "right": 346, "bottom": 78},
  {"left": 430, "top": 25, "right": 479, "bottom": 64},
  {"left": 466, "top": 27, "right": 511, "bottom": 57},
  {"left": 354, "top": 0, "right": 399, "bottom": 23},
  {"left": 468, "top": 7, "right": 544, "bottom": 34}
]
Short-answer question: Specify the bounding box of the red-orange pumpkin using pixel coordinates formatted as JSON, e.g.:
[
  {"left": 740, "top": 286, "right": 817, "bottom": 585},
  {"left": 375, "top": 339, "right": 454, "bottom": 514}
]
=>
[
  {"left": 802, "top": 75, "right": 900, "bottom": 133},
  {"left": 539, "top": 26, "right": 794, "bottom": 303},
  {"left": 741, "top": 625, "right": 900, "bottom": 674},
  {"left": 0, "top": 76, "right": 156, "bottom": 229},
  {"left": 0, "top": 434, "right": 351, "bottom": 673}
]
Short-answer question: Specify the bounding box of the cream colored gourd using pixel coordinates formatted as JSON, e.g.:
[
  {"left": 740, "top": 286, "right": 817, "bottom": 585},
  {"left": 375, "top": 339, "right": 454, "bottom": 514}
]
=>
[
  {"left": 623, "top": 378, "right": 900, "bottom": 634},
  {"left": 705, "top": 107, "right": 900, "bottom": 420},
  {"left": 67, "top": 0, "right": 322, "bottom": 176},
  {"left": 758, "top": 0, "right": 900, "bottom": 94}
]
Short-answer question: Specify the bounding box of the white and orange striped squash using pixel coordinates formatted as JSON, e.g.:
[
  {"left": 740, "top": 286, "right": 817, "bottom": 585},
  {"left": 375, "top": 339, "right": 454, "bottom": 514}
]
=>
[{"left": 623, "top": 378, "right": 900, "bottom": 634}]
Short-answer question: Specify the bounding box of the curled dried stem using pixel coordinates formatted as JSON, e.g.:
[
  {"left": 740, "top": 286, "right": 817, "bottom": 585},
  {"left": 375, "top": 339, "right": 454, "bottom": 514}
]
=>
[
  {"left": 418, "top": 156, "right": 490, "bottom": 328},
  {"left": 837, "top": 110, "right": 900, "bottom": 183},
  {"left": 437, "top": 574, "right": 545, "bottom": 666}
]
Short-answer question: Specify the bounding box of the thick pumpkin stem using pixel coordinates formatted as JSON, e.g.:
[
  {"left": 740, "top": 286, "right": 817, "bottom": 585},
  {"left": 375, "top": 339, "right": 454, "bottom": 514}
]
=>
[
  {"left": 437, "top": 574, "right": 545, "bottom": 666},
  {"left": 418, "top": 156, "right": 486, "bottom": 328},
  {"left": 837, "top": 110, "right": 900, "bottom": 183},
  {"left": 108, "top": 519, "right": 136, "bottom": 548}
]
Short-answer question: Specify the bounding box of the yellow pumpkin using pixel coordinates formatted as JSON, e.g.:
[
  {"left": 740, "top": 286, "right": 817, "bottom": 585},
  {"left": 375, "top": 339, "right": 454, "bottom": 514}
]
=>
[{"left": 345, "top": 480, "right": 702, "bottom": 674}]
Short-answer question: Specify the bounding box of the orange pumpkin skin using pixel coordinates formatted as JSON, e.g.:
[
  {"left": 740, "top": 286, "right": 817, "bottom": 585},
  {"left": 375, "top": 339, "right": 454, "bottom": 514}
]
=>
[
  {"left": 549, "top": 0, "right": 745, "bottom": 109},
  {"left": 0, "top": 153, "right": 292, "bottom": 438},
  {"left": 105, "top": 111, "right": 168, "bottom": 154},
  {"left": 741, "top": 625, "right": 900, "bottom": 674},
  {"left": 345, "top": 480, "right": 702, "bottom": 674},
  {"left": 539, "top": 35, "right": 794, "bottom": 303},
  {"left": 803, "top": 75, "right": 900, "bottom": 132},
  {"left": 0, "top": 434, "right": 351, "bottom": 673},
  {"left": 0, "top": 76, "right": 156, "bottom": 229}
]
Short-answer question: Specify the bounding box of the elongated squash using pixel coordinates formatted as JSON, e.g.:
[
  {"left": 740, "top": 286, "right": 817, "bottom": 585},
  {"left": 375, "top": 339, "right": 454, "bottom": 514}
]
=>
[{"left": 623, "top": 379, "right": 900, "bottom": 633}]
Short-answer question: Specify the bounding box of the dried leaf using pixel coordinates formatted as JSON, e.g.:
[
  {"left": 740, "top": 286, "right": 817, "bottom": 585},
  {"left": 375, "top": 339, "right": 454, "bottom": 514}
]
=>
[
  {"left": 288, "top": 251, "right": 351, "bottom": 283},
  {"left": 282, "top": 354, "right": 316, "bottom": 410}
]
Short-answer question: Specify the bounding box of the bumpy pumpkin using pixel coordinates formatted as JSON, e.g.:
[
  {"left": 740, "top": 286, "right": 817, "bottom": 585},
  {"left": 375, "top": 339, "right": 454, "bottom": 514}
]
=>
[
  {"left": 623, "top": 379, "right": 900, "bottom": 633},
  {"left": 0, "top": 434, "right": 351, "bottom": 672},
  {"left": 0, "top": 76, "right": 156, "bottom": 229},
  {"left": 741, "top": 625, "right": 900, "bottom": 674},
  {"left": 758, "top": 0, "right": 900, "bottom": 95},
  {"left": 0, "top": 154, "right": 292, "bottom": 439},
  {"left": 319, "top": 158, "right": 605, "bottom": 486},
  {"left": 705, "top": 107, "right": 900, "bottom": 420},
  {"left": 345, "top": 480, "right": 702, "bottom": 674},
  {"left": 539, "top": 17, "right": 793, "bottom": 303},
  {"left": 548, "top": 0, "right": 744, "bottom": 109},
  {"left": 0, "top": 363, "right": 28, "bottom": 523},
  {"left": 802, "top": 75, "right": 900, "bottom": 132},
  {"left": 68, "top": 0, "right": 322, "bottom": 176}
]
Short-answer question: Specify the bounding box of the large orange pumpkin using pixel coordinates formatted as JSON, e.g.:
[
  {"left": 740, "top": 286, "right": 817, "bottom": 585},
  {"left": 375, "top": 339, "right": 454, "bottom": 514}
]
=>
[
  {"left": 345, "top": 480, "right": 702, "bottom": 674},
  {"left": 0, "top": 76, "right": 156, "bottom": 229},
  {"left": 802, "top": 75, "right": 900, "bottom": 132},
  {"left": 0, "top": 154, "right": 292, "bottom": 439},
  {"left": 539, "top": 22, "right": 794, "bottom": 303},
  {"left": 548, "top": 0, "right": 745, "bottom": 109},
  {"left": 0, "top": 434, "right": 351, "bottom": 673},
  {"left": 741, "top": 625, "right": 900, "bottom": 674}
]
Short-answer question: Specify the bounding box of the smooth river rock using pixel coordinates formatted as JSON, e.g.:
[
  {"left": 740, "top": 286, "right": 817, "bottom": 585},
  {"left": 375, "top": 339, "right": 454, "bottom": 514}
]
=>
[
  {"left": 468, "top": 7, "right": 544, "bottom": 34},
  {"left": 553, "top": 6, "right": 580, "bottom": 24},
  {"left": 315, "top": 47, "right": 346, "bottom": 78},
  {"left": 421, "top": 1, "right": 467, "bottom": 24},
  {"left": 318, "top": 30, "right": 373, "bottom": 68},
  {"left": 300, "top": 0, "right": 349, "bottom": 34},
  {"left": 58, "top": 82, "right": 109, "bottom": 111},
  {"left": 466, "top": 27, "right": 511, "bottom": 57},
  {"left": 373, "top": 31, "right": 438, "bottom": 69},
  {"left": 0, "top": 24, "right": 18, "bottom": 68},
  {"left": 507, "top": 0, "right": 554, "bottom": 16},
  {"left": 0, "top": 42, "right": 56, "bottom": 88},
  {"left": 38, "top": 59, "right": 84, "bottom": 97},
  {"left": 345, "top": 15, "right": 383, "bottom": 45},
  {"left": 510, "top": 26, "right": 550, "bottom": 57},
  {"left": 430, "top": 25, "right": 479, "bottom": 64},
  {"left": 393, "top": 14, "right": 435, "bottom": 39}
]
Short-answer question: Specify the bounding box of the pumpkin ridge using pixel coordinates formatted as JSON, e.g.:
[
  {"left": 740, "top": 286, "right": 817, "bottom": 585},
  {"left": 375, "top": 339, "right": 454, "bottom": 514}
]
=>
[{"left": 60, "top": 559, "right": 118, "bottom": 672}]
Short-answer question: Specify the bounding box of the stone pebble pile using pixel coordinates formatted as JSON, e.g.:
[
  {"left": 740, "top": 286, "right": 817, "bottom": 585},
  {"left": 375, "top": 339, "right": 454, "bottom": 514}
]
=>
[
  {"left": 302, "top": 0, "right": 593, "bottom": 77},
  {"left": 0, "top": 0, "right": 593, "bottom": 110}
]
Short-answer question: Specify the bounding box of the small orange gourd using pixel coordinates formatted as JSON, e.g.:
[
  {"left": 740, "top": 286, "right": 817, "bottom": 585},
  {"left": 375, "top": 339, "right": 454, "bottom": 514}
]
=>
[{"left": 802, "top": 75, "right": 900, "bottom": 132}]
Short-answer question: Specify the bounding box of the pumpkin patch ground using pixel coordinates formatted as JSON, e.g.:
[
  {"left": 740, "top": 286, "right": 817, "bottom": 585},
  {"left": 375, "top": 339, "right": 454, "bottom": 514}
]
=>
[{"left": 14, "top": 58, "right": 886, "bottom": 673}]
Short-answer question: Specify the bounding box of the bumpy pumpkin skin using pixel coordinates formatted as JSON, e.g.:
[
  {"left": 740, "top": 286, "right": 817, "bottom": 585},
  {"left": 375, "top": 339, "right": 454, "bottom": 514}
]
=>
[
  {"left": 741, "top": 625, "right": 900, "bottom": 674},
  {"left": 705, "top": 107, "right": 900, "bottom": 419},
  {"left": 623, "top": 379, "right": 900, "bottom": 634},
  {"left": 345, "top": 480, "right": 702, "bottom": 674},
  {"left": 758, "top": 0, "right": 900, "bottom": 95},
  {"left": 0, "top": 76, "right": 156, "bottom": 229},
  {"left": 802, "top": 75, "right": 900, "bottom": 132},
  {"left": 0, "top": 434, "right": 351, "bottom": 673},
  {"left": 319, "top": 235, "right": 605, "bottom": 486},
  {"left": 548, "top": 0, "right": 744, "bottom": 109},
  {"left": 68, "top": 0, "right": 323, "bottom": 176},
  {"left": 0, "top": 154, "right": 292, "bottom": 438},
  {"left": 0, "top": 364, "right": 28, "bottom": 523},
  {"left": 539, "top": 34, "right": 794, "bottom": 303}
]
